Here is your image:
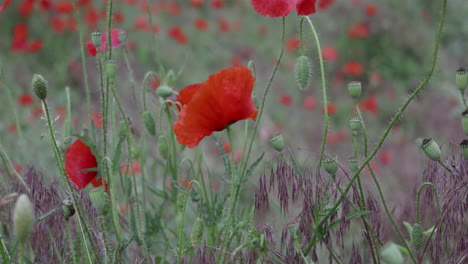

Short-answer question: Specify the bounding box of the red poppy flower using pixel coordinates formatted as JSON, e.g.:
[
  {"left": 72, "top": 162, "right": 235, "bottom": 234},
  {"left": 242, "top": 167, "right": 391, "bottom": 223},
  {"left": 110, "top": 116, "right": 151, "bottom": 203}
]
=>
[
  {"left": 359, "top": 96, "right": 378, "bottom": 115},
  {"left": 0, "top": 0, "right": 12, "bottom": 13},
  {"left": 251, "top": 0, "right": 318, "bottom": 17},
  {"left": 65, "top": 139, "right": 99, "bottom": 189},
  {"left": 177, "top": 84, "right": 202, "bottom": 106},
  {"left": 211, "top": 0, "right": 224, "bottom": 9},
  {"left": 323, "top": 102, "right": 337, "bottom": 115},
  {"left": 322, "top": 46, "right": 338, "bottom": 61},
  {"left": 365, "top": 4, "right": 377, "bottom": 17},
  {"left": 18, "top": 0, "right": 34, "bottom": 17},
  {"left": 191, "top": 0, "right": 203, "bottom": 8},
  {"left": 348, "top": 22, "right": 370, "bottom": 39},
  {"left": 303, "top": 96, "right": 316, "bottom": 111},
  {"left": 18, "top": 93, "right": 34, "bottom": 106},
  {"left": 279, "top": 94, "right": 292, "bottom": 106},
  {"left": 55, "top": 1, "right": 74, "bottom": 14},
  {"left": 215, "top": 142, "right": 231, "bottom": 155},
  {"left": 120, "top": 160, "right": 142, "bottom": 175},
  {"left": 194, "top": 18, "right": 208, "bottom": 31},
  {"left": 92, "top": 110, "right": 103, "bottom": 128},
  {"left": 173, "top": 66, "right": 257, "bottom": 148},
  {"left": 85, "top": 29, "right": 125, "bottom": 56},
  {"left": 379, "top": 150, "right": 392, "bottom": 165},
  {"left": 343, "top": 61, "right": 363, "bottom": 76},
  {"left": 218, "top": 19, "right": 230, "bottom": 32}
]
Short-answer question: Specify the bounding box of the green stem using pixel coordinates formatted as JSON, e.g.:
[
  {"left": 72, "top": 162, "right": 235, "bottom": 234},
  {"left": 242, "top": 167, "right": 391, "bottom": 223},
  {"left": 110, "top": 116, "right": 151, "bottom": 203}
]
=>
[
  {"left": 437, "top": 160, "right": 452, "bottom": 173},
  {"left": 0, "top": 143, "right": 30, "bottom": 192},
  {"left": 99, "top": 214, "right": 110, "bottom": 264},
  {"left": 460, "top": 89, "right": 467, "bottom": 108},
  {"left": 65, "top": 220, "right": 78, "bottom": 264},
  {"left": 294, "top": 236, "right": 311, "bottom": 264},
  {"left": 303, "top": 16, "right": 329, "bottom": 169},
  {"left": 123, "top": 46, "right": 138, "bottom": 106},
  {"left": 416, "top": 182, "right": 441, "bottom": 223},
  {"left": 142, "top": 71, "right": 158, "bottom": 111},
  {"left": 303, "top": 0, "right": 447, "bottom": 259},
  {"left": 106, "top": 0, "right": 114, "bottom": 60}
]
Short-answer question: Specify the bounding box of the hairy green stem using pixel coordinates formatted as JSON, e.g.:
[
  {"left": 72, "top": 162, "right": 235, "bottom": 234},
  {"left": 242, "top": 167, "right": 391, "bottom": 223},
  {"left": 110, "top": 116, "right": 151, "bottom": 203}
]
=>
[
  {"left": 123, "top": 46, "right": 138, "bottom": 105},
  {"left": 303, "top": 0, "right": 447, "bottom": 259},
  {"left": 416, "top": 182, "right": 441, "bottom": 223}
]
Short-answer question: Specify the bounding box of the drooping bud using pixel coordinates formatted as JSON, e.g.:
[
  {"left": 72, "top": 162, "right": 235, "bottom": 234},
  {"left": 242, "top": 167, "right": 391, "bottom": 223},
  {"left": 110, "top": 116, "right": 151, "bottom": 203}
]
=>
[
  {"left": 462, "top": 109, "right": 468, "bottom": 136},
  {"left": 348, "top": 158, "right": 358, "bottom": 174},
  {"left": 323, "top": 155, "right": 338, "bottom": 175},
  {"left": 156, "top": 85, "right": 174, "bottom": 98},
  {"left": 143, "top": 111, "right": 156, "bottom": 136},
  {"left": 269, "top": 134, "right": 284, "bottom": 152},
  {"left": 411, "top": 223, "right": 423, "bottom": 250},
  {"left": 32, "top": 74, "right": 48, "bottom": 100},
  {"left": 456, "top": 67, "right": 468, "bottom": 90},
  {"left": 421, "top": 138, "right": 441, "bottom": 161},
  {"left": 191, "top": 217, "right": 204, "bottom": 247},
  {"left": 158, "top": 135, "right": 169, "bottom": 159},
  {"left": 460, "top": 140, "right": 468, "bottom": 160},
  {"left": 295, "top": 55, "right": 311, "bottom": 90},
  {"left": 380, "top": 242, "right": 404, "bottom": 264},
  {"left": 13, "top": 194, "right": 35, "bottom": 245},
  {"left": 347, "top": 81, "right": 362, "bottom": 100},
  {"left": 349, "top": 117, "right": 361, "bottom": 135},
  {"left": 91, "top": 32, "right": 102, "bottom": 50},
  {"left": 89, "top": 187, "right": 109, "bottom": 214},
  {"left": 61, "top": 199, "right": 75, "bottom": 220},
  {"left": 105, "top": 60, "right": 117, "bottom": 79}
]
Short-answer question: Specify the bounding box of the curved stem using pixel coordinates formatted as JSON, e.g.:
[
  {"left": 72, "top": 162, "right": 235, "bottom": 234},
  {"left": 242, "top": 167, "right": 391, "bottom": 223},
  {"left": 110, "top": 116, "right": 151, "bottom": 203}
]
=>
[
  {"left": 303, "top": 0, "right": 447, "bottom": 259},
  {"left": 303, "top": 16, "right": 329, "bottom": 169},
  {"left": 416, "top": 182, "right": 441, "bottom": 223}
]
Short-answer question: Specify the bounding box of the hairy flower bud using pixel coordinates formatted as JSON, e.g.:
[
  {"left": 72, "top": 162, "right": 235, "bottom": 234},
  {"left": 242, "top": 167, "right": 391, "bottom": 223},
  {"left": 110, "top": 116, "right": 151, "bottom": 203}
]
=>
[
  {"left": 191, "top": 217, "right": 204, "bottom": 247},
  {"left": 156, "top": 85, "right": 174, "bottom": 98},
  {"left": 411, "top": 223, "right": 423, "bottom": 250},
  {"left": 13, "top": 194, "right": 35, "bottom": 245},
  {"left": 32, "top": 74, "right": 48, "bottom": 100},
  {"left": 295, "top": 55, "right": 311, "bottom": 90}
]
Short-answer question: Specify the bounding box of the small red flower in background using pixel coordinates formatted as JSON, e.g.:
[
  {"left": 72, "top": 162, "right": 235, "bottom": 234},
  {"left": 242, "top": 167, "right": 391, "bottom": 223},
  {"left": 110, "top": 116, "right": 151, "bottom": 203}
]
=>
[
  {"left": 365, "top": 4, "right": 377, "bottom": 17},
  {"left": 230, "top": 56, "right": 242, "bottom": 67},
  {"left": 211, "top": 0, "right": 224, "bottom": 9},
  {"left": 166, "top": 178, "right": 192, "bottom": 190},
  {"left": 251, "top": 0, "right": 315, "bottom": 17},
  {"left": 379, "top": 150, "right": 392, "bottom": 165},
  {"left": 279, "top": 94, "right": 292, "bottom": 106},
  {"left": 303, "top": 96, "right": 316, "bottom": 111},
  {"left": 85, "top": 29, "right": 126, "bottom": 56},
  {"left": 215, "top": 142, "right": 231, "bottom": 155},
  {"left": 173, "top": 66, "right": 257, "bottom": 148},
  {"left": 65, "top": 139, "right": 99, "bottom": 189},
  {"left": 191, "top": 0, "right": 203, "bottom": 8},
  {"left": 323, "top": 102, "right": 337, "bottom": 115},
  {"left": 348, "top": 22, "right": 370, "bottom": 39},
  {"left": 7, "top": 123, "right": 17, "bottom": 133},
  {"left": 322, "top": 46, "right": 338, "bottom": 61},
  {"left": 55, "top": 1, "right": 74, "bottom": 14},
  {"left": 92, "top": 111, "right": 103, "bottom": 128},
  {"left": 359, "top": 96, "right": 378, "bottom": 115},
  {"left": 285, "top": 37, "right": 301, "bottom": 52},
  {"left": 343, "top": 61, "right": 363, "bottom": 76},
  {"left": 19, "top": 0, "right": 34, "bottom": 17},
  {"left": 218, "top": 19, "right": 230, "bottom": 32},
  {"left": 31, "top": 106, "right": 44, "bottom": 119},
  {"left": 113, "top": 11, "right": 125, "bottom": 24},
  {"left": 121, "top": 160, "right": 142, "bottom": 175},
  {"left": 318, "top": 0, "right": 335, "bottom": 9},
  {"left": 194, "top": 18, "right": 208, "bottom": 31},
  {"left": 326, "top": 130, "right": 347, "bottom": 144},
  {"left": 18, "top": 93, "right": 34, "bottom": 106},
  {"left": 168, "top": 26, "right": 188, "bottom": 44},
  {"left": 0, "top": 0, "right": 12, "bottom": 13}
]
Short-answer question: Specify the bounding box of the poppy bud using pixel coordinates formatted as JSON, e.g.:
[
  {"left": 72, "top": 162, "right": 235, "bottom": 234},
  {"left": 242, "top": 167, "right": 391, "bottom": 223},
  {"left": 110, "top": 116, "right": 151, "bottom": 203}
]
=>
[
  {"left": 295, "top": 55, "right": 311, "bottom": 90},
  {"left": 156, "top": 85, "right": 174, "bottom": 98},
  {"left": 105, "top": 60, "right": 117, "bottom": 79},
  {"left": 456, "top": 67, "right": 468, "bottom": 90},
  {"left": 460, "top": 139, "right": 468, "bottom": 160},
  {"left": 348, "top": 158, "right": 358, "bottom": 174},
  {"left": 462, "top": 109, "right": 468, "bottom": 136},
  {"left": 158, "top": 135, "right": 169, "bottom": 159},
  {"left": 191, "top": 217, "right": 204, "bottom": 247},
  {"left": 349, "top": 117, "right": 361, "bottom": 135},
  {"left": 32, "top": 74, "right": 48, "bottom": 100},
  {"left": 91, "top": 32, "right": 102, "bottom": 50},
  {"left": 89, "top": 187, "right": 109, "bottom": 214},
  {"left": 13, "top": 194, "right": 34, "bottom": 245},
  {"left": 323, "top": 155, "right": 338, "bottom": 175},
  {"left": 61, "top": 199, "right": 75, "bottom": 220},
  {"left": 119, "top": 31, "right": 127, "bottom": 45},
  {"left": 143, "top": 111, "right": 156, "bottom": 136},
  {"left": 269, "top": 134, "right": 284, "bottom": 152},
  {"left": 411, "top": 223, "right": 423, "bottom": 250},
  {"left": 380, "top": 242, "right": 404, "bottom": 264},
  {"left": 347, "top": 81, "right": 362, "bottom": 100},
  {"left": 421, "top": 138, "right": 441, "bottom": 161}
]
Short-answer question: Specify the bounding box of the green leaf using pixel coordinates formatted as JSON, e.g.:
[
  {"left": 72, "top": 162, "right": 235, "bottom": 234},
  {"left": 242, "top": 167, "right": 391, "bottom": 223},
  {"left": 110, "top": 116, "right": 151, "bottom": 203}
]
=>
[
  {"left": 36, "top": 208, "right": 57, "bottom": 223},
  {"left": 345, "top": 210, "right": 372, "bottom": 221},
  {"left": 423, "top": 226, "right": 436, "bottom": 236},
  {"left": 403, "top": 221, "right": 413, "bottom": 236},
  {"left": 214, "top": 136, "right": 231, "bottom": 177},
  {"left": 245, "top": 153, "right": 265, "bottom": 179},
  {"left": 288, "top": 149, "right": 303, "bottom": 175}
]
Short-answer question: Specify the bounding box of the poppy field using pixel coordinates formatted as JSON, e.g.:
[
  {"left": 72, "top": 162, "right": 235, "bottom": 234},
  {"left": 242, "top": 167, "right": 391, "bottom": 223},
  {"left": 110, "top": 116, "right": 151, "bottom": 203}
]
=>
[{"left": 1, "top": 0, "right": 467, "bottom": 263}]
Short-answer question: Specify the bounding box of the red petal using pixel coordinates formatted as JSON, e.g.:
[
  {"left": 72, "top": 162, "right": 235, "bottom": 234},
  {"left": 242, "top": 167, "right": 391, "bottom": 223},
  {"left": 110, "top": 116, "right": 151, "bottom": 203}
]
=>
[
  {"left": 85, "top": 41, "right": 97, "bottom": 56},
  {"left": 296, "top": 0, "right": 316, "bottom": 15},
  {"left": 0, "top": 0, "right": 13, "bottom": 13},
  {"left": 250, "top": 0, "right": 297, "bottom": 17},
  {"left": 173, "top": 66, "right": 257, "bottom": 148},
  {"left": 177, "top": 83, "right": 202, "bottom": 106},
  {"left": 65, "top": 139, "right": 98, "bottom": 189}
]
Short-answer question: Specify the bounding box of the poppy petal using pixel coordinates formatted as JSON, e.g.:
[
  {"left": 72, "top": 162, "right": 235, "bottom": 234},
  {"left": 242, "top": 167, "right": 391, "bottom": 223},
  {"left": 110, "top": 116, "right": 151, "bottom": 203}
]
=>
[
  {"left": 0, "top": 0, "right": 13, "bottom": 13},
  {"left": 174, "top": 66, "right": 257, "bottom": 148},
  {"left": 296, "top": 0, "right": 317, "bottom": 15},
  {"left": 177, "top": 83, "right": 202, "bottom": 106},
  {"left": 65, "top": 139, "right": 98, "bottom": 189},
  {"left": 250, "top": 0, "right": 297, "bottom": 17}
]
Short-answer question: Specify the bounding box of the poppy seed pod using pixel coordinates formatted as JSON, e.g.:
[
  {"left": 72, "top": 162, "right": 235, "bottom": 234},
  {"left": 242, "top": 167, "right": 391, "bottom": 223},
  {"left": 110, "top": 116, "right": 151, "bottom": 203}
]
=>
[
  {"left": 89, "top": 187, "right": 109, "bottom": 214},
  {"left": 347, "top": 81, "right": 362, "bottom": 100},
  {"left": 61, "top": 199, "right": 75, "bottom": 220},
  {"left": 32, "top": 74, "right": 48, "bottom": 100},
  {"left": 91, "top": 32, "right": 102, "bottom": 50},
  {"left": 348, "top": 158, "right": 358, "bottom": 174},
  {"left": 411, "top": 223, "right": 423, "bottom": 250},
  {"left": 380, "top": 242, "right": 404, "bottom": 264},
  {"left": 269, "top": 134, "right": 284, "bottom": 152},
  {"left": 323, "top": 155, "right": 338, "bottom": 175},
  {"left": 421, "top": 138, "right": 441, "bottom": 161},
  {"left": 143, "top": 111, "right": 156, "bottom": 136},
  {"left": 460, "top": 139, "right": 468, "bottom": 160},
  {"left": 158, "top": 135, "right": 169, "bottom": 159},
  {"left": 349, "top": 117, "right": 361, "bottom": 135},
  {"left": 462, "top": 109, "right": 468, "bottom": 136},
  {"left": 105, "top": 60, "right": 117, "bottom": 79},
  {"left": 191, "top": 217, "right": 204, "bottom": 247},
  {"left": 295, "top": 55, "right": 311, "bottom": 90},
  {"left": 156, "top": 85, "right": 174, "bottom": 98},
  {"left": 13, "top": 194, "right": 34, "bottom": 245},
  {"left": 456, "top": 67, "right": 468, "bottom": 90}
]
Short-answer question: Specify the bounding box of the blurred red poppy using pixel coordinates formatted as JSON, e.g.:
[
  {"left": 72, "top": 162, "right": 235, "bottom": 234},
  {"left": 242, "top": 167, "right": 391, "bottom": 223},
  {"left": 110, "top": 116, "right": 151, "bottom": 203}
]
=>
[
  {"left": 279, "top": 94, "right": 292, "bottom": 106},
  {"left": 359, "top": 96, "right": 378, "bottom": 115},
  {"left": 176, "top": 84, "right": 202, "bottom": 107},
  {"left": 211, "top": 0, "right": 224, "bottom": 9},
  {"left": 365, "top": 4, "right": 377, "bottom": 17},
  {"left": 343, "top": 61, "right": 363, "bottom": 76},
  {"left": 323, "top": 102, "right": 337, "bottom": 115},
  {"left": 285, "top": 37, "right": 300, "bottom": 52},
  {"left": 303, "top": 96, "right": 316, "bottom": 111},
  {"left": 18, "top": 93, "right": 34, "bottom": 106},
  {"left": 121, "top": 160, "right": 142, "bottom": 175},
  {"left": 0, "top": 0, "right": 12, "bottom": 13},
  {"left": 65, "top": 139, "right": 99, "bottom": 189},
  {"left": 173, "top": 66, "right": 257, "bottom": 148},
  {"left": 85, "top": 29, "right": 125, "bottom": 56},
  {"left": 322, "top": 46, "right": 338, "bottom": 61},
  {"left": 348, "top": 22, "right": 370, "bottom": 39},
  {"left": 194, "top": 18, "right": 208, "bottom": 31},
  {"left": 251, "top": 0, "right": 316, "bottom": 17}
]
